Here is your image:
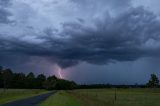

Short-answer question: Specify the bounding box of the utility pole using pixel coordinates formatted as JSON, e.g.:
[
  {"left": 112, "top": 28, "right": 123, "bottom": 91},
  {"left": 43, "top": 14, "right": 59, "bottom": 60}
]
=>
[{"left": 114, "top": 88, "right": 117, "bottom": 101}]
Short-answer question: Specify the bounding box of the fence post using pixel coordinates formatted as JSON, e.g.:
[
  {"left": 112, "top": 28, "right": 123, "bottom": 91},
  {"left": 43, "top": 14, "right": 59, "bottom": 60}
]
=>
[{"left": 115, "top": 88, "right": 117, "bottom": 101}]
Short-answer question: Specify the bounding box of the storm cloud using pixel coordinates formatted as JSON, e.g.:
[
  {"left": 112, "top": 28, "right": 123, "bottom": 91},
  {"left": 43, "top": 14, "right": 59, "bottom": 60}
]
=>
[
  {"left": 0, "top": 0, "right": 160, "bottom": 69},
  {"left": 0, "top": 0, "right": 12, "bottom": 23}
]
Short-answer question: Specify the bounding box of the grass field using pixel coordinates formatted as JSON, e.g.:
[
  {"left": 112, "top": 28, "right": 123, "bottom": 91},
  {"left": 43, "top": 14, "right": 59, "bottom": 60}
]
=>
[
  {"left": 0, "top": 89, "right": 48, "bottom": 105},
  {"left": 40, "top": 91, "right": 82, "bottom": 106},
  {"left": 40, "top": 88, "right": 160, "bottom": 106}
]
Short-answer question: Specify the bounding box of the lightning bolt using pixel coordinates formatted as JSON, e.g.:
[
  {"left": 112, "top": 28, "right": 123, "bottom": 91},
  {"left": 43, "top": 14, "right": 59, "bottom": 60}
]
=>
[{"left": 58, "top": 68, "right": 63, "bottom": 79}]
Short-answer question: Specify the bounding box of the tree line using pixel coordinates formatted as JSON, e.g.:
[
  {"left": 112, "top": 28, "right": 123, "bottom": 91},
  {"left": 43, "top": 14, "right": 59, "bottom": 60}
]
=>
[
  {"left": 78, "top": 74, "right": 160, "bottom": 89},
  {"left": 0, "top": 65, "right": 159, "bottom": 90},
  {"left": 0, "top": 66, "right": 77, "bottom": 90}
]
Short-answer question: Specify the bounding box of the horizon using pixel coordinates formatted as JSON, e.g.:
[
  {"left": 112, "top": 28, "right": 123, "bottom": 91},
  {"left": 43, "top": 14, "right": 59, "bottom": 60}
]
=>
[
  {"left": 1, "top": 0, "right": 160, "bottom": 84},
  {"left": 0, "top": 65, "right": 154, "bottom": 85}
]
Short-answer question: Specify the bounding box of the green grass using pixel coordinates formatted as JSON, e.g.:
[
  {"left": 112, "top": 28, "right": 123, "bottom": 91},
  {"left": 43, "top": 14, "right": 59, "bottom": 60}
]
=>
[
  {"left": 69, "top": 88, "right": 160, "bottom": 106},
  {"left": 39, "top": 88, "right": 160, "bottom": 106},
  {"left": 0, "top": 89, "right": 48, "bottom": 105},
  {"left": 39, "top": 91, "right": 82, "bottom": 106}
]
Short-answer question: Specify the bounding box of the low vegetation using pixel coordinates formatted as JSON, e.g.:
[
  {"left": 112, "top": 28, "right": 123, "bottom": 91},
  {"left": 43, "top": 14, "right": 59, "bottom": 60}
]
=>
[
  {"left": 72, "top": 88, "right": 160, "bottom": 106},
  {"left": 40, "top": 91, "right": 82, "bottom": 106},
  {"left": 40, "top": 88, "right": 160, "bottom": 106},
  {"left": 0, "top": 89, "right": 47, "bottom": 105}
]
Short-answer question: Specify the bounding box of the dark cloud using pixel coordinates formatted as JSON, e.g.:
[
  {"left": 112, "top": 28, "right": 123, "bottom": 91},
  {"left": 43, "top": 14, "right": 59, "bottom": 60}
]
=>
[
  {"left": 71, "top": 0, "right": 131, "bottom": 12},
  {"left": 0, "top": 8, "right": 12, "bottom": 23},
  {"left": 0, "top": 6, "right": 160, "bottom": 68},
  {"left": 0, "top": 0, "right": 12, "bottom": 24},
  {"left": 54, "top": 7, "right": 160, "bottom": 67},
  {"left": 71, "top": 0, "right": 131, "bottom": 7},
  {"left": 0, "top": 0, "right": 11, "bottom": 6}
]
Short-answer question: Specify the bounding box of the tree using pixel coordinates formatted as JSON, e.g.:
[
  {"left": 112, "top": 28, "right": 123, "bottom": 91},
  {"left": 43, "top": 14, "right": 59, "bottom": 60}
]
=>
[
  {"left": 0, "top": 66, "right": 78, "bottom": 89},
  {"left": 11, "top": 73, "right": 26, "bottom": 88},
  {"left": 36, "top": 74, "right": 46, "bottom": 89},
  {"left": 44, "top": 76, "right": 57, "bottom": 90},
  {"left": 25, "top": 72, "right": 36, "bottom": 88},
  {"left": 0, "top": 66, "right": 3, "bottom": 71},
  {"left": 2, "top": 69, "right": 13, "bottom": 89},
  {"left": 0, "top": 66, "right": 3, "bottom": 88},
  {"left": 147, "top": 74, "right": 159, "bottom": 87}
]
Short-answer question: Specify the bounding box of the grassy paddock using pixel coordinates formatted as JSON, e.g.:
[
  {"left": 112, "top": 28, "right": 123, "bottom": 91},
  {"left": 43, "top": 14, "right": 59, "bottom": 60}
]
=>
[
  {"left": 40, "top": 91, "right": 82, "bottom": 106},
  {"left": 69, "top": 88, "right": 160, "bottom": 106},
  {"left": 0, "top": 89, "right": 48, "bottom": 104}
]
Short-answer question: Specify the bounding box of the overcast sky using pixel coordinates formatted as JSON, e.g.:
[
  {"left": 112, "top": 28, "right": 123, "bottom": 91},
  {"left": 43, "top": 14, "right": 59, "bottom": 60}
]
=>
[{"left": 0, "top": 0, "right": 160, "bottom": 84}]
